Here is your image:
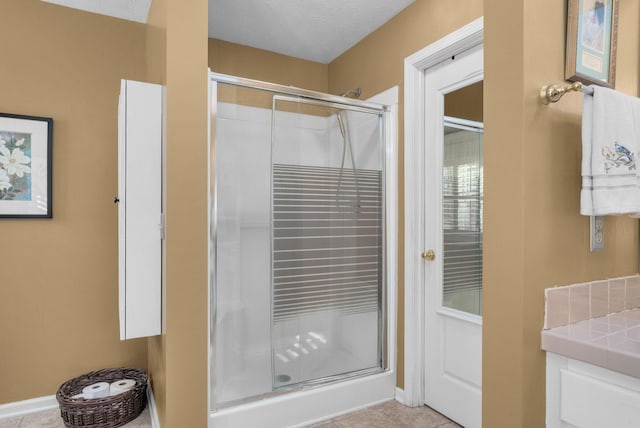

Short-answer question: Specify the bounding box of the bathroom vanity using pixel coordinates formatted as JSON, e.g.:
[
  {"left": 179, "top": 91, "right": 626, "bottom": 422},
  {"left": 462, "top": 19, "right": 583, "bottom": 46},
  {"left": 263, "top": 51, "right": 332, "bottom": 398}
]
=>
[
  {"left": 542, "top": 279, "right": 640, "bottom": 428},
  {"left": 546, "top": 352, "right": 640, "bottom": 428}
]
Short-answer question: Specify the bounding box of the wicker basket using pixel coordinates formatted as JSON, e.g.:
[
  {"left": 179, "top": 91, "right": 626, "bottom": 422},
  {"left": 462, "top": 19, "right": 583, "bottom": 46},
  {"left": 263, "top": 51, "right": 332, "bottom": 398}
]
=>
[{"left": 56, "top": 368, "right": 148, "bottom": 428}]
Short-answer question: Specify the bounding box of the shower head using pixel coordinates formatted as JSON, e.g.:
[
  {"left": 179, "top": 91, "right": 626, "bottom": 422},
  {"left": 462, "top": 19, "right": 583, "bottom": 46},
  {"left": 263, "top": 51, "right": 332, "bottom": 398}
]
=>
[{"left": 340, "top": 88, "right": 361, "bottom": 99}]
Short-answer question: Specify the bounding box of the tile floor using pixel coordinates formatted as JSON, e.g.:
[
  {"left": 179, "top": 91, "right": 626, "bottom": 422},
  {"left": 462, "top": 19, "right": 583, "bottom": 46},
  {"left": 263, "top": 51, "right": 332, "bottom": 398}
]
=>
[
  {"left": 0, "top": 400, "right": 460, "bottom": 428},
  {"left": 309, "top": 400, "right": 461, "bottom": 428}
]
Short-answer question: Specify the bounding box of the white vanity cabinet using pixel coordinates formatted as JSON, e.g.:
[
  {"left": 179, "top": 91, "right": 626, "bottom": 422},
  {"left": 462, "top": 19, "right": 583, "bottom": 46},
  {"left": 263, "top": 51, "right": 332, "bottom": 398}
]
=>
[
  {"left": 547, "top": 353, "right": 640, "bottom": 428},
  {"left": 117, "top": 79, "right": 163, "bottom": 340}
]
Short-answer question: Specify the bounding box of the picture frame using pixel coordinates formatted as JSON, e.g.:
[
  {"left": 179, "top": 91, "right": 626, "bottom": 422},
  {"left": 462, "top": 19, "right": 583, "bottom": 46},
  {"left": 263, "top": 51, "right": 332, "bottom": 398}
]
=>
[
  {"left": 0, "top": 112, "right": 53, "bottom": 218},
  {"left": 565, "top": 0, "right": 619, "bottom": 88}
]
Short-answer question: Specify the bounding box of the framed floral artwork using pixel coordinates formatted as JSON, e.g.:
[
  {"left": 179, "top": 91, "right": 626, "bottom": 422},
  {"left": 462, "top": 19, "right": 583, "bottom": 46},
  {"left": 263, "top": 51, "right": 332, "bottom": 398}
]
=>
[
  {"left": 565, "top": 0, "right": 619, "bottom": 88},
  {"left": 0, "top": 113, "right": 53, "bottom": 218}
]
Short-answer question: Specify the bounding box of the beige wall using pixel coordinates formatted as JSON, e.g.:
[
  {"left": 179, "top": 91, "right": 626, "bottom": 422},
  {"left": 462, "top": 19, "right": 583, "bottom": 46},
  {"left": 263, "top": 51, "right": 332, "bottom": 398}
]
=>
[
  {"left": 0, "top": 0, "right": 148, "bottom": 404},
  {"left": 484, "top": 0, "right": 640, "bottom": 426},
  {"left": 146, "top": 0, "right": 209, "bottom": 427},
  {"left": 483, "top": 1, "right": 527, "bottom": 423},
  {"left": 328, "top": 0, "right": 484, "bottom": 389},
  {"left": 209, "top": 39, "right": 328, "bottom": 92},
  {"left": 332, "top": 0, "right": 639, "bottom": 426},
  {"left": 208, "top": 39, "right": 329, "bottom": 112},
  {"left": 3, "top": 3, "right": 634, "bottom": 428},
  {"left": 0, "top": 7, "right": 209, "bottom": 428},
  {"left": 445, "top": 82, "right": 483, "bottom": 122},
  {"left": 145, "top": 0, "right": 168, "bottom": 423}
]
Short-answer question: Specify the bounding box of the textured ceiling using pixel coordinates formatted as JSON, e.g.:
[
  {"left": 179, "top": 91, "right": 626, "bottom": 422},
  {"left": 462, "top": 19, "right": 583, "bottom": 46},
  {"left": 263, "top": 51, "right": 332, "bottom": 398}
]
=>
[
  {"left": 208, "top": 0, "right": 415, "bottom": 64},
  {"left": 40, "top": 0, "right": 415, "bottom": 64},
  {"left": 41, "top": 0, "right": 151, "bottom": 23}
]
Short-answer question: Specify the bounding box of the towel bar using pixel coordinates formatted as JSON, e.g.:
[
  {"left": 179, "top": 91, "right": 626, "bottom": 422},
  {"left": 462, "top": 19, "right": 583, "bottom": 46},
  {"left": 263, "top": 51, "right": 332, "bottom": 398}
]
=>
[{"left": 540, "top": 82, "right": 594, "bottom": 105}]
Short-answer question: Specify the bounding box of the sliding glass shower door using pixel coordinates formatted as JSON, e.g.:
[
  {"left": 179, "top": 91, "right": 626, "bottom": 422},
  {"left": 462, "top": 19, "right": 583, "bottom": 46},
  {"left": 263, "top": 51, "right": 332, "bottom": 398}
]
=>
[
  {"left": 270, "top": 96, "right": 384, "bottom": 389},
  {"left": 211, "top": 81, "right": 385, "bottom": 410}
]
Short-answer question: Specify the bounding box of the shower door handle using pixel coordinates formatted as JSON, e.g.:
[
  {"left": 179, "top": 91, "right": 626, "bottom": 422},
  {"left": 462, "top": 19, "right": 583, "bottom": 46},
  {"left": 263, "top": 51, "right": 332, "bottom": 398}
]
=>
[{"left": 421, "top": 249, "right": 436, "bottom": 261}]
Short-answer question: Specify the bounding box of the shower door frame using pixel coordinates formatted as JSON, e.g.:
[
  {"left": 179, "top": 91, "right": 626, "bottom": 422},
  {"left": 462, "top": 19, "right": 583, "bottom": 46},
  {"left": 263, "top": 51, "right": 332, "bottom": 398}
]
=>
[{"left": 208, "top": 72, "right": 398, "bottom": 422}]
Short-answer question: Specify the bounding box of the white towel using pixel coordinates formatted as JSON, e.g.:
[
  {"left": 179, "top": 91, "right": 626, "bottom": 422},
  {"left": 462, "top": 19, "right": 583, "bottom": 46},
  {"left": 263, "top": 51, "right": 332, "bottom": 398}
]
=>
[{"left": 580, "top": 85, "right": 640, "bottom": 216}]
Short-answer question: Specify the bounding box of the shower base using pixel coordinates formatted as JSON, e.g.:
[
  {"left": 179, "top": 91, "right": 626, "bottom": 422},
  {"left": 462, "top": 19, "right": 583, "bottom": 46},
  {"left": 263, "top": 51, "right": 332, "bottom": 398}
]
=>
[
  {"left": 208, "top": 369, "right": 395, "bottom": 428},
  {"left": 215, "top": 347, "right": 377, "bottom": 406},
  {"left": 213, "top": 310, "right": 380, "bottom": 406}
]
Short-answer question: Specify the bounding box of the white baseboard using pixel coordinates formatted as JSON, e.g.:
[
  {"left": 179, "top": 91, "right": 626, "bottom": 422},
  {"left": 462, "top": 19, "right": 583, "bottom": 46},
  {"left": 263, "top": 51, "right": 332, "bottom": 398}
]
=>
[
  {"left": 147, "top": 384, "right": 160, "bottom": 428},
  {"left": 0, "top": 395, "right": 58, "bottom": 420},
  {"left": 395, "top": 387, "right": 409, "bottom": 406}
]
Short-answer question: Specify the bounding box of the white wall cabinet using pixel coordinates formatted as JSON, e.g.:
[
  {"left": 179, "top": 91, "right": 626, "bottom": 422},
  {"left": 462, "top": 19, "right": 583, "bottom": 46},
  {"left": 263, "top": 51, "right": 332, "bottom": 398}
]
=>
[
  {"left": 547, "top": 353, "right": 640, "bottom": 428},
  {"left": 118, "top": 79, "right": 163, "bottom": 340}
]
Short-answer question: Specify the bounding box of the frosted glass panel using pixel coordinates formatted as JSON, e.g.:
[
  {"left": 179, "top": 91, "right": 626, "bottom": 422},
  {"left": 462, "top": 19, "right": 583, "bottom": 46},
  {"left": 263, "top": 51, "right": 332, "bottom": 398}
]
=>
[{"left": 213, "top": 85, "right": 273, "bottom": 408}]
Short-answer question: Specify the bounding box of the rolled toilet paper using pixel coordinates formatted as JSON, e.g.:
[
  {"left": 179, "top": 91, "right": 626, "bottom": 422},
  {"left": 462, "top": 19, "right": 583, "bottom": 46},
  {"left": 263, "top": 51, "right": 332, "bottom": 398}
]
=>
[
  {"left": 71, "top": 393, "right": 86, "bottom": 399},
  {"left": 82, "top": 382, "right": 110, "bottom": 399},
  {"left": 109, "top": 379, "right": 136, "bottom": 395}
]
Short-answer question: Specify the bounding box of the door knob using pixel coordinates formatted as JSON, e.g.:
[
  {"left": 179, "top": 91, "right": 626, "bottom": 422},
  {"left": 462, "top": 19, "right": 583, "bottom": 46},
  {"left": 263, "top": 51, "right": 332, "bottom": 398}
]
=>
[{"left": 421, "top": 249, "right": 436, "bottom": 261}]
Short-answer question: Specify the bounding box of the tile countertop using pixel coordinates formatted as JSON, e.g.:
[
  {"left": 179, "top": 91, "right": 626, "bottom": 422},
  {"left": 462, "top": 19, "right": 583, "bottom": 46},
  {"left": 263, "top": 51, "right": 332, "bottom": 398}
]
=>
[{"left": 542, "top": 308, "right": 640, "bottom": 378}]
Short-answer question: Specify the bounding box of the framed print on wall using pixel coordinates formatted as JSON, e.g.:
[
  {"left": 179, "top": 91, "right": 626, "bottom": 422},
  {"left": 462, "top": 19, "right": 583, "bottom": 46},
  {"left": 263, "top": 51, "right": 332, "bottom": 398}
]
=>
[
  {"left": 0, "top": 113, "right": 53, "bottom": 218},
  {"left": 565, "top": 0, "right": 619, "bottom": 88}
]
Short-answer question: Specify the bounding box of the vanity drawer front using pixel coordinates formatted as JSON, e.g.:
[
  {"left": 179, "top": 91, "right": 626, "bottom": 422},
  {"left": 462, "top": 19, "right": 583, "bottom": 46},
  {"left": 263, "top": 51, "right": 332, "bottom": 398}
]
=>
[{"left": 559, "top": 368, "right": 640, "bottom": 428}]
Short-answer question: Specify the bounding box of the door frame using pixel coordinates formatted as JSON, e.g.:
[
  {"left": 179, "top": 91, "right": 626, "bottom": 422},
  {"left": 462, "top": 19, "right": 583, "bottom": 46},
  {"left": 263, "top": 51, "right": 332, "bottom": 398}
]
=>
[{"left": 402, "top": 17, "right": 483, "bottom": 407}]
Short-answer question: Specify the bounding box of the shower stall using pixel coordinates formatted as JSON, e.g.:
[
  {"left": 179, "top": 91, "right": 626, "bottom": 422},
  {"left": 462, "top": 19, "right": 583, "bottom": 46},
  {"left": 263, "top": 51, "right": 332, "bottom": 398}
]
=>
[{"left": 208, "top": 72, "right": 397, "bottom": 427}]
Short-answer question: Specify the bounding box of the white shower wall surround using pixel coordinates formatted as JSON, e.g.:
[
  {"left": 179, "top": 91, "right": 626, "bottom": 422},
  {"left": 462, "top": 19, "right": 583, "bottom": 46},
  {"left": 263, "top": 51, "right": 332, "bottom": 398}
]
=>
[{"left": 214, "top": 100, "right": 383, "bottom": 407}]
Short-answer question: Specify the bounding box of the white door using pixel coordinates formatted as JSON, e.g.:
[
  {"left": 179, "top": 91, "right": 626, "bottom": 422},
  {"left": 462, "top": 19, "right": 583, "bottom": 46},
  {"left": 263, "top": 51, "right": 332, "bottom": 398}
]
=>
[{"left": 423, "top": 43, "right": 483, "bottom": 428}]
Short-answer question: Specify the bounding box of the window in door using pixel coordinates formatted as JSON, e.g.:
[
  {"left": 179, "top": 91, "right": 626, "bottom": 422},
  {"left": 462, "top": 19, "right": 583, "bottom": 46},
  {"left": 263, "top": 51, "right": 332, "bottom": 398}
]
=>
[{"left": 442, "top": 118, "right": 483, "bottom": 316}]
